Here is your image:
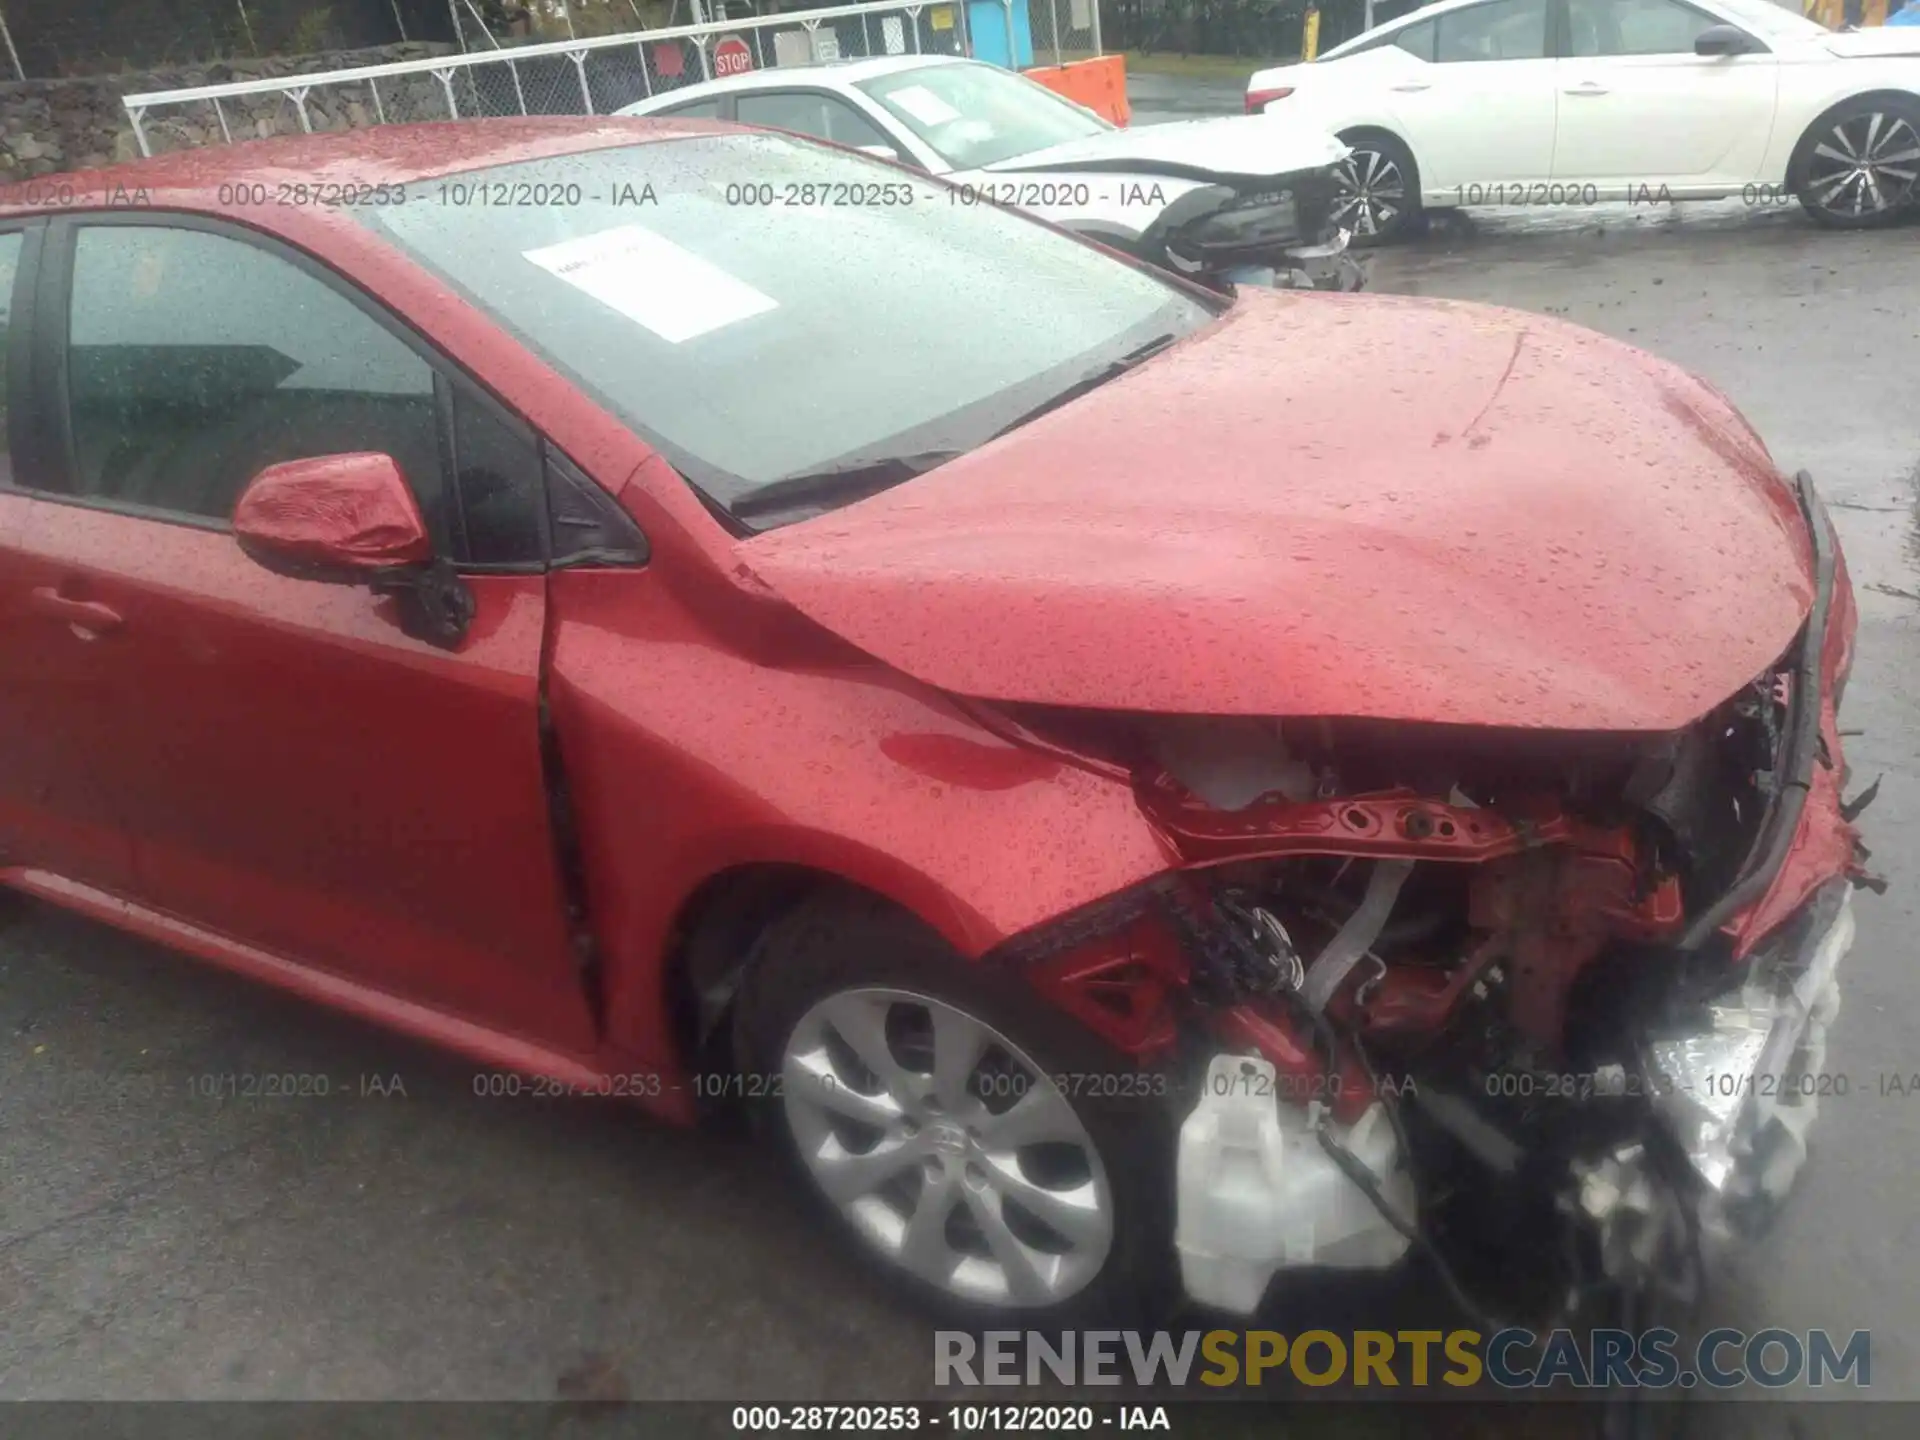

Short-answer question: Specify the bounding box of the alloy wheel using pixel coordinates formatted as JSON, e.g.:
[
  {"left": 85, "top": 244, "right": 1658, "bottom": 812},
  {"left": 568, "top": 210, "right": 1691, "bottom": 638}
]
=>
[
  {"left": 1804, "top": 111, "right": 1920, "bottom": 221},
  {"left": 1330, "top": 147, "right": 1408, "bottom": 240},
  {"left": 780, "top": 986, "right": 1114, "bottom": 1308}
]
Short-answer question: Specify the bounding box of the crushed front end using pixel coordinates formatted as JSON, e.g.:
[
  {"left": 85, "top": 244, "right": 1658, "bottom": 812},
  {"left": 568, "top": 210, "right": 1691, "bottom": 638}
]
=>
[
  {"left": 1137, "top": 169, "right": 1365, "bottom": 294},
  {"left": 990, "top": 471, "right": 1873, "bottom": 1321}
]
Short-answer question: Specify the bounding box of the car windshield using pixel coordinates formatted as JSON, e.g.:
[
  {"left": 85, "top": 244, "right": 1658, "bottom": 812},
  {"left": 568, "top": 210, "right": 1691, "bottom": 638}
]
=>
[
  {"left": 354, "top": 134, "right": 1212, "bottom": 522},
  {"left": 855, "top": 62, "right": 1112, "bottom": 170}
]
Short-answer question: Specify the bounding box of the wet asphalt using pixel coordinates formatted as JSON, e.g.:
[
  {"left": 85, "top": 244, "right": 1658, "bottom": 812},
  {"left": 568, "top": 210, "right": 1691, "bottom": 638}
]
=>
[{"left": 1, "top": 72, "right": 1918, "bottom": 1431}]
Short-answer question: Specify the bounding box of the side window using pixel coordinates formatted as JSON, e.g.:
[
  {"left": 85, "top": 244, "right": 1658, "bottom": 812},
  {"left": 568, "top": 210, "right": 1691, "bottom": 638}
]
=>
[
  {"left": 1344, "top": 16, "right": 1434, "bottom": 58},
  {"left": 1393, "top": 18, "right": 1438, "bottom": 59},
  {"left": 654, "top": 98, "right": 723, "bottom": 119},
  {"left": 64, "top": 225, "right": 446, "bottom": 535},
  {"left": 1567, "top": 0, "right": 1721, "bottom": 55},
  {"left": 735, "top": 92, "right": 894, "bottom": 151},
  {"left": 450, "top": 391, "right": 546, "bottom": 567},
  {"left": 0, "top": 231, "right": 24, "bottom": 487},
  {"left": 825, "top": 101, "right": 896, "bottom": 151},
  {"left": 547, "top": 448, "right": 647, "bottom": 567},
  {"left": 1434, "top": 0, "right": 1549, "bottom": 61}
]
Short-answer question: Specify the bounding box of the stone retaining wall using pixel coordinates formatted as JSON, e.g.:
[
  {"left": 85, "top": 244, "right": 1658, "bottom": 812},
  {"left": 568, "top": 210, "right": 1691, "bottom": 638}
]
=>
[{"left": 0, "top": 42, "right": 460, "bottom": 183}]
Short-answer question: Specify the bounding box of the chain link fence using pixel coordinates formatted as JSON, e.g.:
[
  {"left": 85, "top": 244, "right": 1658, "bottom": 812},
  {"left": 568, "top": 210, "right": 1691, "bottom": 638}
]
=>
[
  {"left": 0, "top": 0, "right": 996, "bottom": 81},
  {"left": 1028, "top": 0, "right": 1101, "bottom": 64},
  {"left": 433, "top": 0, "right": 987, "bottom": 63},
  {"left": 121, "top": 0, "right": 982, "bottom": 155}
]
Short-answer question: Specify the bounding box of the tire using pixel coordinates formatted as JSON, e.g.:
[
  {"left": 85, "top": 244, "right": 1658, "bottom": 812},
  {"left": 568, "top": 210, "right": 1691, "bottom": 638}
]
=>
[
  {"left": 733, "top": 892, "right": 1176, "bottom": 1327},
  {"left": 1331, "top": 131, "right": 1422, "bottom": 247},
  {"left": 1792, "top": 94, "right": 1920, "bottom": 230}
]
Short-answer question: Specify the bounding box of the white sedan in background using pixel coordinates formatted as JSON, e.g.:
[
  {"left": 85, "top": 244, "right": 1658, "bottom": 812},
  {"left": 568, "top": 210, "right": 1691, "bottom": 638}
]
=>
[
  {"left": 1247, "top": 0, "right": 1920, "bottom": 239},
  {"left": 621, "top": 55, "right": 1363, "bottom": 289}
]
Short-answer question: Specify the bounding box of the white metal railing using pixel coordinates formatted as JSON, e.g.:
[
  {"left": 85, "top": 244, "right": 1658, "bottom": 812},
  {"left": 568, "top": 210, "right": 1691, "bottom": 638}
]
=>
[{"left": 120, "top": 0, "right": 1004, "bottom": 157}]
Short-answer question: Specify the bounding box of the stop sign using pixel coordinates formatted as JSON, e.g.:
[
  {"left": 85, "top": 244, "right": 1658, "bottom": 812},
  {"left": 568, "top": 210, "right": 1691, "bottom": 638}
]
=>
[{"left": 713, "top": 36, "right": 754, "bottom": 77}]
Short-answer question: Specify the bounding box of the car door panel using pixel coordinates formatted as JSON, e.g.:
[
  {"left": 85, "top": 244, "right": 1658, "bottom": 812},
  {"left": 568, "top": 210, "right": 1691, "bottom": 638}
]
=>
[
  {"left": 1552, "top": 0, "right": 1779, "bottom": 187},
  {"left": 1552, "top": 55, "right": 1778, "bottom": 187},
  {"left": 0, "top": 493, "right": 140, "bottom": 892},
  {"left": 18, "top": 214, "right": 597, "bottom": 1052},
  {"left": 1391, "top": 60, "right": 1560, "bottom": 190},
  {"left": 1370, "top": 1, "right": 1558, "bottom": 193},
  {"left": 0, "top": 221, "right": 142, "bottom": 892},
  {"left": 55, "top": 513, "right": 589, "bottom": 1043}
]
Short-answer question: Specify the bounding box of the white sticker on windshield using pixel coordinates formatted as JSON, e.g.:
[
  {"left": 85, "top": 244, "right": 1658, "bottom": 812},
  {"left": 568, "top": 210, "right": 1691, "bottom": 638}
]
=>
[
  {"left": 887, "top": 84, "right": 963, "bottom": 127},
  {"left": 523, "top": 223, "right": 776, "bottom": 344}
]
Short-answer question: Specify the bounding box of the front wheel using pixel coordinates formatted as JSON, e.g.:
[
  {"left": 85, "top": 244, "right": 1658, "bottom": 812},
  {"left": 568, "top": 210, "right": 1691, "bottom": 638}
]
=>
[
  {"left": 1331, "top": 132, "right": 1421, "bottom": 246},
  {"left": 1792, "top": 96, "right": 1920, "bottom": 229},
  {"left": 733, "top": 894, "right": 1174, "bottom": 1325}
]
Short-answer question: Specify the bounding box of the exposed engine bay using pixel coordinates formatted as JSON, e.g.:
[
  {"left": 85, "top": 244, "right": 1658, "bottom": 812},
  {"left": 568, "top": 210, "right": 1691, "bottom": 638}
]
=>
[{"left": 989, "top": 473, "right": 1875, "bottom": 1326}]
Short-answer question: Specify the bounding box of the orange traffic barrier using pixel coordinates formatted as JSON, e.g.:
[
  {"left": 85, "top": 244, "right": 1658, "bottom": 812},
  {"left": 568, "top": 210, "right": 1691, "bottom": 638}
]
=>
[{"left": 1023, "top": 54, "right": 1130, "bottom": 127}]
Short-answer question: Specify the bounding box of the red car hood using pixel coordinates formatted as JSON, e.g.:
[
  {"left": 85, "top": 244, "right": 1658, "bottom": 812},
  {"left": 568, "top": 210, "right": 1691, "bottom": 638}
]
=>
[{"left": 742, "top": 290, "right": 1815, "bottom": 732}]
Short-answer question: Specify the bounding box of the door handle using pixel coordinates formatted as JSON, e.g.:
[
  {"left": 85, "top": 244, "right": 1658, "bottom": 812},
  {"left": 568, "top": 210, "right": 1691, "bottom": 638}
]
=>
[
  {"left": 1563, "top": 82, "right": 1610, "bottom": 96},
  {"left": 30, "top": 587, "right": 124, "bottom": 635},
  {"left": 1389, "top": 82, "right": 1432, "bottom": 92}
]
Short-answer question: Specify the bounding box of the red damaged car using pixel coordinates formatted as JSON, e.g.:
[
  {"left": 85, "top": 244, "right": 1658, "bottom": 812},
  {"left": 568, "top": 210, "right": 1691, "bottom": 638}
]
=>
[{"left": 0, "top": 119, "right": 1873, "bottom": 1331}]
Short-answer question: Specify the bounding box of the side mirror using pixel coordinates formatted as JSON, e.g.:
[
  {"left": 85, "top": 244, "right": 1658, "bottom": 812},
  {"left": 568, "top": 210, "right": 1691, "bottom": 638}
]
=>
[
  {"left": 234, "top": 453, "right": 431, "bottom": 574},
  {"left": 1694, "top": 24, "right": 1755, "bottom": 55},
  {"left": 233, "top": 453, "right": 475, "bottom": 649},
  {"left": 855, "top": 142, "right": 906, "bottom": 162}
]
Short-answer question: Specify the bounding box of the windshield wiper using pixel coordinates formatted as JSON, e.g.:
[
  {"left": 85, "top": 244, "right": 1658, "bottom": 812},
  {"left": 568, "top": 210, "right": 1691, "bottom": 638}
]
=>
[
  {"left": 730, "top": 334, "right": 1178, "bottom": 523},
  {"left": 730, "top": 448, "right": 963, "bottom": 520},
  {"left": 986, "top": 332, "right": 1181, "bottom": 441}
]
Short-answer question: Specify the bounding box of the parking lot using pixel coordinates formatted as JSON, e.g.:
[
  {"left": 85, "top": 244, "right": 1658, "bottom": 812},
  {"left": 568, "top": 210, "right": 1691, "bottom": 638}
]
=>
[{"left": 4, "top": 70, "right": 1919, "bottom": 1428}]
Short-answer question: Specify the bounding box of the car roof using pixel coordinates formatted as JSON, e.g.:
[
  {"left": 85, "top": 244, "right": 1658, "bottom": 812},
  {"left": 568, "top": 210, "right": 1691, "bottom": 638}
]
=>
[
  {"left": 0, "top": 116, "right": 725, "bottom": 219},
  {"left": 1317, "top": 0, "right": 1740, "bottom": 57},
  {"left": 621, "top": 53, "right": 965, "bottom": 111}
]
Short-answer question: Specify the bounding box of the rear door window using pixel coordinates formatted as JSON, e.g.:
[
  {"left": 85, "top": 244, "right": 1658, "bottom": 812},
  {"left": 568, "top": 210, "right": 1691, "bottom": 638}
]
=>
[
  {"left": 1392, "top": 18, "right": 1438, "bottom": 60},
  {"left": 1433, "top": 0, "right": 1550, "bottom": 60}
]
